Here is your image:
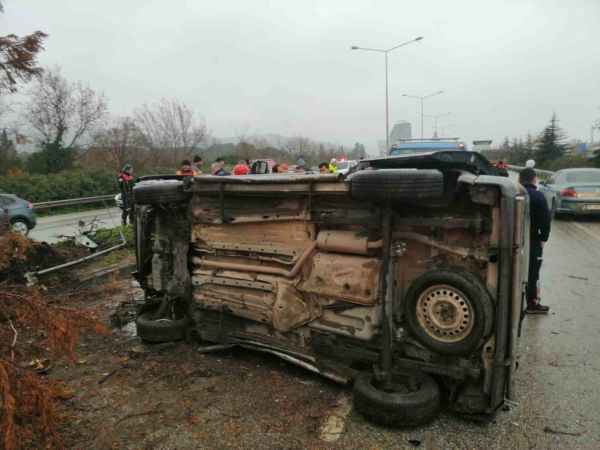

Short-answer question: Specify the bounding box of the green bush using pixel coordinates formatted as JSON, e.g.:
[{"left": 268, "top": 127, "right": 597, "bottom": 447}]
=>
[
  {"left": 94, "top": 224, "right": 134, "bottom": 249},
  {"left": 0, "top": 170, "right": 117, "bottom": 202}
]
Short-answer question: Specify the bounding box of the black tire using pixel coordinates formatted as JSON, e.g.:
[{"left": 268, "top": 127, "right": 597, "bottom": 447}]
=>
[
  {"left": 349, "top": 169, "right": 444, "bottom": 202},
  {"left": 10, "top": 218, "right": 30, "bottom": 236},
  {"left": 353, "top": 370, "right": 441, "bottom": 427},
  {"left": 404, "top": 270, "right": 494, "bottom": 356},
  {"left": 135, "top": 311, "right": 190, "bottom": 343},
  {"left": 133, "top": 179, "right": 190, "bottom": 205}
]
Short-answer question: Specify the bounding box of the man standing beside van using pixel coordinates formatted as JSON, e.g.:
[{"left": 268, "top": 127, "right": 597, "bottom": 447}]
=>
[{"left": 519, "top": 168, "right": 551, "bottom": 314}]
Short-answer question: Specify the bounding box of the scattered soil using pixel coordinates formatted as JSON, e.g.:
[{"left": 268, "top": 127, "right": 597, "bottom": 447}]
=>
[
  {"left": 2, "top": 233, "right": 343, "bottom": 449},
  {"left": 0, "top": 233, "right": 88, "bottom": 284},
  {"left": 50, "top": 278, "right": 344, "bottom": 449}
]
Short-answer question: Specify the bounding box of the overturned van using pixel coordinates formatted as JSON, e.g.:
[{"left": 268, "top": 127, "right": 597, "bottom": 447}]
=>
[{"left": 132, "top": 151, "right": 529, "bottom": 426}]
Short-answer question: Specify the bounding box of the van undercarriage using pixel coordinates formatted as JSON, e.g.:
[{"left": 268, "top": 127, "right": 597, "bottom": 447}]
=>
[{"left": 132, "top": 152, "right": 528, "bottom": 426}]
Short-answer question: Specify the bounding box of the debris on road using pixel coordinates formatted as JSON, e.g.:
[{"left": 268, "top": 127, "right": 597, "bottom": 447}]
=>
[
  {"left": 318, "top": 393, "right": 352, "bottom": 442},
  {"left": 543, "top": 426, "right": 584, "bottom": 437},
  {"left": 567, "top": 274, "right": 589, "bottom": 281}
]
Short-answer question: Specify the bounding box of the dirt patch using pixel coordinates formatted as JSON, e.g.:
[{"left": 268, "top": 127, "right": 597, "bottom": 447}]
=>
[
  {"left": 48, "top": 278, "right": 345, "bottom": 449},
  {"left": 0, "top": 232, "right": 90, "bottom": 284}
]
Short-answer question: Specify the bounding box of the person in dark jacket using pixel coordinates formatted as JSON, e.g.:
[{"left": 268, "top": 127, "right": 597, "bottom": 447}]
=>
[
  {"left": 519, "top": 168, "right": 551, "bottom": 314},
  {"left": 117, "top": 164, "right": 134, "bottom": 225}
]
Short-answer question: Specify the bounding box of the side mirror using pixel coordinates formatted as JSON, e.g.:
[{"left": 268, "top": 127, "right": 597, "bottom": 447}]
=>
[{"left": 538, "top": 180, "right": 547, "bottom": 186}]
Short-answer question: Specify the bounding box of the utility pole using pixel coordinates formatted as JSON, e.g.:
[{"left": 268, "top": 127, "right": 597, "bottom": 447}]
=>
[
  {"left": 402, "top": 91, "right": 444, "bottom": 139},
  {"left": 351, "top": 37, "right": 424, "bottom": 150}
]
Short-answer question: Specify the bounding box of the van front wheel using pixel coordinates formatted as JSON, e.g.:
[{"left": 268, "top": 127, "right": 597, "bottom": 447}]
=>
[{"left": 353, "top": 369, "right": 441, "bottom": 427}]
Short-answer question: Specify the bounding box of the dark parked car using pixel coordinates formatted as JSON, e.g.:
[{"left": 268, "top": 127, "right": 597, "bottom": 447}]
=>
[
  {"left": 0, "top": 193, "right": 37, "bottom": 235},
  {"left": 539, "top": 168, "right": 600, "bottom": 217}
]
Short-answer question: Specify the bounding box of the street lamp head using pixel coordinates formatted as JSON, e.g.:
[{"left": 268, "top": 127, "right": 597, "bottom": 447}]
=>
[
  {"left": 351, "top": 46, "right": 359, "bottom": 50},
  {"left": 415, "top": 36, "right": 424, "bottom": 41}
]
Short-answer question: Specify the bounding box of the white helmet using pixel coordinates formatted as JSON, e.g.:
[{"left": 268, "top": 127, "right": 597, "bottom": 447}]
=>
[
  {"left": 330, "top": 158, "right": 337, "bottom": 164},
  {"left": 525, "top": 159, "right": 535, "bottom": 168}
]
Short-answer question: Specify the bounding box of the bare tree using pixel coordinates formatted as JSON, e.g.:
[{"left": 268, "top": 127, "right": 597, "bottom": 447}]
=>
[
  {"left": 90, "top": 116, "right": 148, "bottom": 170},
  {"left": 23, "top": 67, "right": 107, "bottom": 148},
  {"left": 286, "top": 136, "right": 317, "bottom": 161},
  {"left": 134, "top": 98, "right": 207, "bottom": 164}
]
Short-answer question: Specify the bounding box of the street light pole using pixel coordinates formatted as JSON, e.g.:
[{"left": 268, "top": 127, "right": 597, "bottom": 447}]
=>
[
  {"left": 425, "top": 112, "right": 452, "bottom": 138},
  {"left": 385, "top": 52, "right": 389, "bottom": 152},
  {"left": 351, "top": 36, "right": 423, "bottom": 151},
  {"left": 402, "top": 90, "right": 444, "bottom": 139}
]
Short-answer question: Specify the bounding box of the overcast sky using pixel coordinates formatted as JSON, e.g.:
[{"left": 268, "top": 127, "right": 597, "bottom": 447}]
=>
[{"left": 3, "top": 0, "right": 600, "bottom": 154}]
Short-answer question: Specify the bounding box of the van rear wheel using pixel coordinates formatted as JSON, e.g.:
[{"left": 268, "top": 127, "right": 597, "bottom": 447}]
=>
[
  {"left": 353, "top": 369, "right": 441, "bottom": 427},
  {"left": 404, "top": 270, "right": 494, "bottom": 356}
]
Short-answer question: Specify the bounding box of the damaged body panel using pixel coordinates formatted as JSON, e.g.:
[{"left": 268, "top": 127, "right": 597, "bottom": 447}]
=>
[{"left": 132, "top": 151, "right": 528, "bottom": 425}]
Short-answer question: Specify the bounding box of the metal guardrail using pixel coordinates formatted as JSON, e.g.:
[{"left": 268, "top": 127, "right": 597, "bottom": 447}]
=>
[{"left": 33, "top": 194, "right": 116, "bottom": 210}]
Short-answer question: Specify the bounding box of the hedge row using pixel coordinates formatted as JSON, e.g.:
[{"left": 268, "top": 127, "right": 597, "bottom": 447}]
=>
[{"left": 0, "top": 170, "right": 118, "bottom": 203}]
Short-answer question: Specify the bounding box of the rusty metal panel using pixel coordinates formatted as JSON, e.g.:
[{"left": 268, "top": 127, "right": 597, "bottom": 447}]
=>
[
  {"left": 299, "top": 252, "right": 380, "bottom": 305},
  {"left": 192, "top": 220, "right": 315, "bottom": 249},
  {"left": 193, "top": 284, "right": 274, "bottom": 325},
  {"left": 272, "top": 281, "right": 311, "bottom": 332},
  {"left": 192, "top": 274, "right": 314, "bottom": 332}
]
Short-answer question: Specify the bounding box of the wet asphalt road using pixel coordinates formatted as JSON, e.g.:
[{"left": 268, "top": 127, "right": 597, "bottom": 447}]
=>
[
  {"left": 334, "top": 217, "right": 600, "bottom": 450},
  {"left": 30, "top": 207, "right": 121, "bottom": 243}
]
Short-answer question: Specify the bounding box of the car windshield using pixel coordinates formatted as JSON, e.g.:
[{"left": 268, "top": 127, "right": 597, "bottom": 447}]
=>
[
  {"left": 337, "top": 161, "right": 350, "bottom": 169},
  {"left": 563, "top": 171, "right": 600, "bottom": 184}
]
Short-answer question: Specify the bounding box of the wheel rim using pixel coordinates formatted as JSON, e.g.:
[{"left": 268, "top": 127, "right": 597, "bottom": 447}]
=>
[
  {"left": 11, "top": 221, "right": 28, "bottom": 235},
  {"left": 416, "top": 284, "right": 475, "bottom": 343}
]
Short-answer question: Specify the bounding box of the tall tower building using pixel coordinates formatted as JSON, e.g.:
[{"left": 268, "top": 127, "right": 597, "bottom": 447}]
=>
[{"left": 390, "top": 121, "right": 412, "bottom": 144}]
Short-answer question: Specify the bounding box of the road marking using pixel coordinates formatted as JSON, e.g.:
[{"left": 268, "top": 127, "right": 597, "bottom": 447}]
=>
[
  {"left": 319, "top": 393, "right": 352, "bottom": 442},
  {"left": 569, "top": 221, "right": 600, "bottom": 243}
]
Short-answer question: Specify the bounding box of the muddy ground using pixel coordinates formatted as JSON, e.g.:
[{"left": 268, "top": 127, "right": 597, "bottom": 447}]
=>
[{"left": 53, "top": 278, "right": 344, "bottom": 450}]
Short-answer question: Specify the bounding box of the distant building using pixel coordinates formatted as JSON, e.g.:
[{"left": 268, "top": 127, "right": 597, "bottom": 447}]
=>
[
  {"left": 390, "top": 121, "right": 412, "bottom": 144},
  {"left": 472, "top": 139, "right": 492, "bottom": 153}
]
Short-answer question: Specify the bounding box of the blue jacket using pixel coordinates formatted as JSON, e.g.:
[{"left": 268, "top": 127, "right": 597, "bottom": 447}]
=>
[{"left": 524, "top": 183, "right": 551, "bottom": 242}]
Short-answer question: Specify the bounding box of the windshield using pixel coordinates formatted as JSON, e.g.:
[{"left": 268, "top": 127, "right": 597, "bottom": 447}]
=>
[{"left": 562, "top": 171, "right": 600, "bottom": 184}]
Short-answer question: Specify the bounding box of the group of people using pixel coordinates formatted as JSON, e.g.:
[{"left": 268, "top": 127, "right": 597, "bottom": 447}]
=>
[
  {"left": 173, "top": 155, "right": 343, "bottom": 176},
  {"left": 176, "top": 156, "right": 205, "bottom": 176}
]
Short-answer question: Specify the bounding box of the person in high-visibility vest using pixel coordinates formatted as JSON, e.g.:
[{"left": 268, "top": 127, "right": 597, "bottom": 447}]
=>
[{"left": 328, "top": 158, "right": 338, "bottom": 173}]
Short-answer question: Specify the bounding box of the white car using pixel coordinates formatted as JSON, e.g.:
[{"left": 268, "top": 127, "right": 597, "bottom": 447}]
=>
[{"left": 336, "top": 160, "right": 358, "bottom": 175}]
